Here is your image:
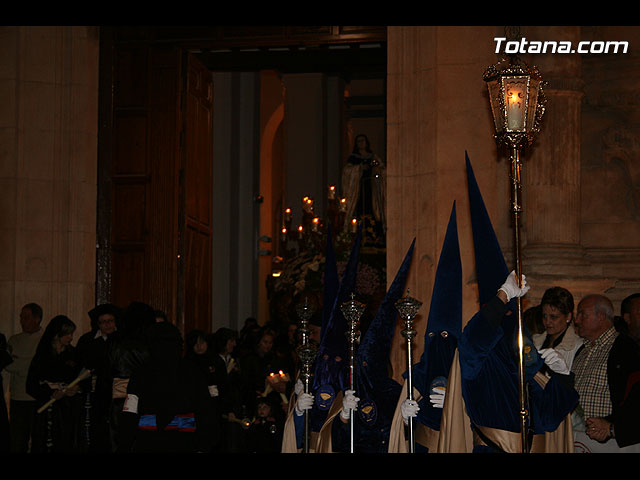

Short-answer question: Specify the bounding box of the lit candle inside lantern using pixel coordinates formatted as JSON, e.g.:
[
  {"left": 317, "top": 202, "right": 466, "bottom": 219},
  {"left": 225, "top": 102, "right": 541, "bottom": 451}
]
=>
[
  {"left": 284, "top": 208, "right": 292, "bottom": 222},
  {"left": 339, "top": 197, "right": 347, "bottom": 213},
  {"left": 312, "top": 217, "right": 319, "bottom": 232},
  {"left": 505, "top": 80, "right": 526, "bottom": 131},
  {"left": 328, "top": 185, "right": 336, "bottom": 200},
  {"left": 351, "top": 217, "right": 358, "bottom": 233},
  {"left": 298, "top": 225, "right": 304, "bottom": 239},
  {"left": 281, "top": 226, "right": 287, "bottom": 241}
]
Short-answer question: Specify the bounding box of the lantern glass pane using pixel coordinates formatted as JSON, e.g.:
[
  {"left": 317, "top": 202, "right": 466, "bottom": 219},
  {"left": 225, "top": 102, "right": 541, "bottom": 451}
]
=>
[
  {"left": 503, "top": 76, "right": 528, "bottom": 132},
  {"left": 526, "top": 78, "right": 540, "bottom": 131},
  {"left": 486, "top": 79, "right": 504, "bottom": 133}
]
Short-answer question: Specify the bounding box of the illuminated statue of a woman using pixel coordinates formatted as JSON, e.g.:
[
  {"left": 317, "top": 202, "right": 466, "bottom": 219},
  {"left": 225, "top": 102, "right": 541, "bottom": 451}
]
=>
[{"left": 341, "top": 134, "right": 386, "bottom": 241}]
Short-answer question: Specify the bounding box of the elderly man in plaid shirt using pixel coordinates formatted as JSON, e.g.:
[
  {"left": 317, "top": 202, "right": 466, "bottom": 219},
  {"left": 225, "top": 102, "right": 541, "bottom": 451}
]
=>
[{"left": 571, "top": 294, "right": 640, "bottom": 453}]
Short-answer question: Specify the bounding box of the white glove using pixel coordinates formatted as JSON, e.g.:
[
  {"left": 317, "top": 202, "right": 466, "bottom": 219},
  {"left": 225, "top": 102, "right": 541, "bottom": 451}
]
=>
[
  {"left": 401, "top": 399, "right": 420, "bottom": 425},
  {"left": 539, "top": 348, "right": 570, "bottom": 375},
  {"left": 340, "top": 390, "right": 360, "bottom": 420},
  {"left": 429, "top": 386, "right": 446, "bottom": 409},
  {"left": 294, "top": 392, "right": 314, "bottom": 416},
  {"left": 499, "top": 270, "right": 530, "bottom": 301},
  {"left": 207, "top": 384, "right": 219, "bottom": 397},
  {"left": 294, "top": 379, "right": 304, "bottom": 396}
]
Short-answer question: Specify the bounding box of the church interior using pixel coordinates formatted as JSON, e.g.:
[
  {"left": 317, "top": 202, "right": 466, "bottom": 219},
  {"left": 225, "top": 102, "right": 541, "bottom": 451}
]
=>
[{"left": 1, "top": 25, "right": 639, "bottom": 386}]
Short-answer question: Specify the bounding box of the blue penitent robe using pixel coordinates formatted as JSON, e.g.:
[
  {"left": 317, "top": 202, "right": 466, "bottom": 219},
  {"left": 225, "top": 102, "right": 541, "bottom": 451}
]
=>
[
  {"left": 330, "top": 240, "right": 415, "bottom": 453},
  {"left": 414, "top": 333, "right": 458, "bottom": 434},
  {"left": 458, "top": 295, "right": 579, "bottom": 452}
]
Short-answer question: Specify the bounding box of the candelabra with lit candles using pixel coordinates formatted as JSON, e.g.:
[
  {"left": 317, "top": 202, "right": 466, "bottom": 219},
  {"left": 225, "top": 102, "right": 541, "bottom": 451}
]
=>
[{"left": 278, "top": 184, "right": 358, "bottom": 260}]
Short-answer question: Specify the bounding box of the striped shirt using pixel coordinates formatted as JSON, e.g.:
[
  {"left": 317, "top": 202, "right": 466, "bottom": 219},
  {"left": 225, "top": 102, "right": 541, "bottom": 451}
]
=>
[{"left": 572, "top": 326, "right": 618, "bottom": 419}]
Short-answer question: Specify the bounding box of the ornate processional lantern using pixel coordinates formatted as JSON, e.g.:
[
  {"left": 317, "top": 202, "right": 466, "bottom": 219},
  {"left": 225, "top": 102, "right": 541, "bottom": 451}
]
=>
[{"left": 483, "top": 28, "right": 547, "bottom": 453}]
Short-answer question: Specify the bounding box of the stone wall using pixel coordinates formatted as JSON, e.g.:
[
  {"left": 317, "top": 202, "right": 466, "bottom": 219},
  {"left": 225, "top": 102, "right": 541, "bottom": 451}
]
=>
[{"left": 0, "top": 26, "right": 100, "bottom": 339}]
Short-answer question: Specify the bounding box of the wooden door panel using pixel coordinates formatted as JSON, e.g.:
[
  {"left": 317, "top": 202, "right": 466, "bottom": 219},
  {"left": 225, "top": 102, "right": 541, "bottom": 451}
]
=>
[
  {"left": 107, "top": 43, "right": 213, "bottom": 338},
  {"left": 182, "top": 54, "right": 213, "bottom": 335},
  {"left": 111, "top": 249, "right": 145, "bottom": 308},
  {"left": 145, "top": 49, "right": 181, "bottom": 320},
  {"left": 110, "top": 45, "right": 181, "bottom": 322},
  {"left": 111, "top": 183, "right": 146, "bottom": 243},
  {"left": 113, "top": 115, "right": 147, "bottom": 175},
  {"left": 184, "top": 225, "right": 212, "bottom": 333}
]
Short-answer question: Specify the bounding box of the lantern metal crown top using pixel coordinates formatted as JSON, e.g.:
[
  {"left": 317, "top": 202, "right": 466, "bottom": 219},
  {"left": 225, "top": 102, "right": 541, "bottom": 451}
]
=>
[{"left": 483, "top": 55, "right": 547, "bottom": 149}]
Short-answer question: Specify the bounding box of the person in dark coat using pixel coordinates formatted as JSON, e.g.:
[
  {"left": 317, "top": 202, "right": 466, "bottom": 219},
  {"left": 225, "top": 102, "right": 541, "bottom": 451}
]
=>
[
  {"left": 107, "top": 301, "right": 155, "bottom": 451},
  {"left": 26, "top": 315, "right": 85, "bottom": 453},
  {"left": 247, "top": 395, "right": 283, "bottom": 453},
  {"left": 184, "top": 329, "right": 222, "bottom": 451},
  {"left": 0, "top": 333, "right": 12, "bottom": 452},
  {"left": 116, "top": 321, "right": 213, "bottom": 452},
  {"left": 210, "top": 327, "right": 246, "bottom": 452},
  {"left": 76, "top": 303, "right": 122, "bottom": 452}
]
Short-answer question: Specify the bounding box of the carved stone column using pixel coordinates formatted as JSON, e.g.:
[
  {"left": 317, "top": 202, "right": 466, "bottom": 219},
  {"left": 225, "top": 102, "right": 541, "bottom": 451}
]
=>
[
  {"left": 523, "top": 78, "right": 585, "bottom": 263},
  {"left": 516, "top": 27, "right": 597, "bottom": 305}
]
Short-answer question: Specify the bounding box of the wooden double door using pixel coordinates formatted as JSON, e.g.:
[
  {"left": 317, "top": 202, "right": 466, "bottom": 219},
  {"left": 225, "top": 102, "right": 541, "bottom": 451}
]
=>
[{"left": 98, "top": 37, "right": 214, "bottom": 336}]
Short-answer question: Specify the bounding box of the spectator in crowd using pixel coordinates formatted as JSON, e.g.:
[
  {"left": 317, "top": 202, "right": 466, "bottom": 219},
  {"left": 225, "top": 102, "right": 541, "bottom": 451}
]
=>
[
  {"left": 571, "top": 294, "right": 640, "bottom": 452},
  {"left": 621, "top": 293, "right": 640, "bottom": 343},
  {"left": 0, "top": 333, "right": 12, "bottom": 452},
  {"left": 26, "top": 315, "right": 84, "bottom": 453},
  {"left": 76, "top": 303, "right": 122, "bottom": 452},
  {"left": 184, "top": 329, "right": 222, "bottom": 451},
  {"left": 247, "top": 395, "right": 284, "bottom": 453},
  {"left": 117, "top": 321, "right": 212, "bottom": 453},
  {"left": 6, "top": 303, "right": 44, "bottom": 452},
  {"left": 533, "top": 286, "right": 582, "bottom": 371}
]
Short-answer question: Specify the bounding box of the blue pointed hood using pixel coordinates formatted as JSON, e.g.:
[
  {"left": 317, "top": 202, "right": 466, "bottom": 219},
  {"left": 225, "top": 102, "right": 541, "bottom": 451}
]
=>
[
  {"left": 355, "top": 238, "right": 415, "bottom": 399},
  {"left": 312, "top": 223, "right": 363, "bottom": 392},
  {"left": 465, "top": 152, "right": 509, "bottom": 307},
  {"left": 411, "top": 202, "right": 462, "bottom": 402},
  {"left": 322, "top": 224, "right": 339, "bottom": 331},
  {"left": 465, "top": 152, "right": 540, "bottom": 370},
  {"left": 346, "top": 238, "right": 414, "bottom": 450}
]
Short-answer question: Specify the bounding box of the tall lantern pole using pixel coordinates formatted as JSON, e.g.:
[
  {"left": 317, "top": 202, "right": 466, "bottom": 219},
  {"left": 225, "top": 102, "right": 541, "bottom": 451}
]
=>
[
  {"left": 395, "top": 290, "right": 422, "bottom": 453},
  {"left": 340, "top": 293, "right": 365, "bottom": 454},
  {"left": 295, "top": 297, "right": 318, "bottom": 453},
  {"left": 483, "top": 41, "right": 547, "bottom": 454}
]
